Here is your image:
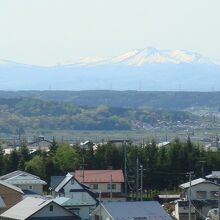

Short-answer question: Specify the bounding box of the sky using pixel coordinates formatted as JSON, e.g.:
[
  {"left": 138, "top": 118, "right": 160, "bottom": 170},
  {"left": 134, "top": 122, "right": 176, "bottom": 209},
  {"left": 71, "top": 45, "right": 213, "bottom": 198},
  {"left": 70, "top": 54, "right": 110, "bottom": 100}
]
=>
[{"left": 0, "top": 0, "right": 220, "bottom": 66}]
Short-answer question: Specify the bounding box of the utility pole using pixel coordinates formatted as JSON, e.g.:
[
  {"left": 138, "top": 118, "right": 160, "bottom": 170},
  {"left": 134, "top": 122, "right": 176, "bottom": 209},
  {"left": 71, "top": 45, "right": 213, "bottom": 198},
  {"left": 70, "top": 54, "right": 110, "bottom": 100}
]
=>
[
  {"left": 110, "top": 174, "right": 113, "bottom": 201},
  {"left": 218, "top": 187, "right": 220, "bottom": 220},
  {"left": 186, "top": 171, "right": 194, "bottom": 220},
  {"left": 80, "top": 162, "right": 87, "bottom": 184},
  {"left": 99, "top": 191, "right": 102, "bottom": 220},
  {"left": 80, "top": 145, "right": 88, "bottom": 184},
  {"left": 140, "top": 164, "right": 143, "bottom": 201},
  {"left": 199, "top": 160, "right": 206, "bottom": 178},
  {"left": 136, "top": 157, "right": 139, "bottom": 200},
  {"left": 124, "top": 142, "right": 127, "bottom": 195}
]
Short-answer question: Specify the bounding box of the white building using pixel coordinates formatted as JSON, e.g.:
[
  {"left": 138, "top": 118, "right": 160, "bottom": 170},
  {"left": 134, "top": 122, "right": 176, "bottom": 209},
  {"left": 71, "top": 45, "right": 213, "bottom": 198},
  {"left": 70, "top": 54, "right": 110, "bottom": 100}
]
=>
[
  {"left": 0, "top": 197, "right": 80, "bottom": 220},
  {"left": 179, "top": 178, "right": 220, "bottom": 218},
  {"left": 0, "top": 170, "right": 47, "bottom": 195},
  {"left": 53, "top": 173, "right": 97, "bottom": 220}
]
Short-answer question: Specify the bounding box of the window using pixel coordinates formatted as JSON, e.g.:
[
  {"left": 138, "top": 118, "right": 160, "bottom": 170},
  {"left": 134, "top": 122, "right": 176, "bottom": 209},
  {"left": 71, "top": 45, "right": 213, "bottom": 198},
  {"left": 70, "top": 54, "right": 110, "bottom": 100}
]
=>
[
  {"left": 29, "top": 185, "right": 33, "bottom": 190},
  {"left": 71, "top": 179, "right": 75, "bottom": 185},
  {"left": 90, "top": 184, "right": 98, "bottom": 189},
  {"left": 107, "top": 184, "right": 116, "bottom": 190},
  {"left": 196, "top": 191, "right": 207, "bottom": 199},
  {"left": 49, "top": 205, "right": 53, "bottom": 212},
  {"left": 210, "top": 191, "right": 218, "bottom": 199}
]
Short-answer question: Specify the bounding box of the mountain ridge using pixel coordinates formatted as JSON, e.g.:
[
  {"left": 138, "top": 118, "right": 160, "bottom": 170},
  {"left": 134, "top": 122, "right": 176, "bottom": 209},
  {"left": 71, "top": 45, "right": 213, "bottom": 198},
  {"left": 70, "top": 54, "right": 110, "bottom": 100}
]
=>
[
  {"left": 0, "top": 47, "right": 219, "bottom": 67},
  {"left": 0, "top": 47, "right": 220, "bottom": 91},
  {"left": 75, "top": 47, "right": 217, "bottom": 66}
]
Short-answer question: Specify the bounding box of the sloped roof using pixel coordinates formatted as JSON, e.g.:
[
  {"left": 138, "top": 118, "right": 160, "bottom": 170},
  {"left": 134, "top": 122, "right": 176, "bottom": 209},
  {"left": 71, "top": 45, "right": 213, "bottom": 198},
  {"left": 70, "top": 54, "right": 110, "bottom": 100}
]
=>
[
  {"left": 74, "top": 170, "right": 124, "bottom": 183},
  {"left": 0, "top": 197, "right": 50, "bottom": 219},
  {"left": 54, "top": 196, "right": 96, "bottom": 207},
  {"left": 0, "top": 170, "right": 38, "bottom": 180},
  {"left": 0, "top": 180, "right": 24, "bottom": 194},
  {"left": 179, "top": 178, "right": 219, "bottom": 189},
  {"left": 101, "top": 201, "right": 172, "bottom": 220},
  {"left": 50, "top": 176, "right": 65, "bottom": 189},
  {"left": 206, "top": 171, "right": 220, "bottom": 179},
  {"left": 0, "top": 197, "right": 79, "bottom": 220},
  {"left": 0, "top": 170, "right": 47, "bottom": 185},
  {"left": 55, "top": 173, "right": 73, "bottom": 192}
]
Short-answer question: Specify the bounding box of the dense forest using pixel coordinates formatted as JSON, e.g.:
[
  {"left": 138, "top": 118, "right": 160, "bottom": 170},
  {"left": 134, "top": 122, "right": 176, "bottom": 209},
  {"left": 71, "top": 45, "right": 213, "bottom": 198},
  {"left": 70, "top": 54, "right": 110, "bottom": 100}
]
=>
[
  {"left": 1, "top": 90, "right": 220, "bottom": 109},
  {"left": 1, "top": 138, "right": 220, "bottom": 193},
  {"left": 0, "top": 98, "right": 195, "bottom": 134}
]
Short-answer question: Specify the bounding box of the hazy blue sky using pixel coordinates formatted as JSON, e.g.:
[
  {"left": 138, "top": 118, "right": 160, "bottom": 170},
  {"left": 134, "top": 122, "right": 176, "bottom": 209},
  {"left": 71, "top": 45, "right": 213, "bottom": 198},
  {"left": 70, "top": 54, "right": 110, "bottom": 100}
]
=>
[{"left": 0, "top": 0, "right": 220, "bottom": 66}]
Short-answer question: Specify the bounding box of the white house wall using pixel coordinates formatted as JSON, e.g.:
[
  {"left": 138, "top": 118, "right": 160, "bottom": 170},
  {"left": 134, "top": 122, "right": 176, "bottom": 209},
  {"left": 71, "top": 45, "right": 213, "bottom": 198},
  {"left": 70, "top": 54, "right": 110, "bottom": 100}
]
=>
[
  {"left": 185, "top": 182, "right": 219, "bottom": 200},
  {"left": 16, "top": 184, "right": 43, "bottom": 195},
  {"left": 63, "top": 180, "right": 96, "bottom": 205},
  {"left": 32, "top": 202, "right": 74, "bottom": 218},
  {"left": 85, "top": 183, "right": 121, "bottom": 193}
]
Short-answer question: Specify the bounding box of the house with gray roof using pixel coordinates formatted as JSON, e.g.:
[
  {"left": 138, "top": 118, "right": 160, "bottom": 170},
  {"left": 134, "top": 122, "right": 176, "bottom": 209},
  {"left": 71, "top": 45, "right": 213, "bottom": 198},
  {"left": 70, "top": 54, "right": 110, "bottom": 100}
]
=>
[
  {"left": 53, "top": 173, "right": 97, "bottom": 220},
  {"left": 0, "top": 170, "right": 47, "bottom": 195},
  {"left": 92, "top": 201, "right": 172, "bottom": 220},
  {"left": 206, "top": 171, "right": 220, "bottom": 184},
  {"left": 0, "top": 197, "right": 80, "bottom": 220},
  {"left": 50, "top": 175, "right": 65, "bottom": 190},
  {"left": 179, "top": 177, "right": 220, "bottom": 218}
]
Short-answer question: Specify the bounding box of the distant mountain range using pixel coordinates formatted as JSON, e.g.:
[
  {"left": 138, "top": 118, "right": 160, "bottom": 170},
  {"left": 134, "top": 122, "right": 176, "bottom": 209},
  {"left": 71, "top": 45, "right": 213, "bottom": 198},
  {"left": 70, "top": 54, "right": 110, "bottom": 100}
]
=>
[{"left": 0, "top": 47, "right": 220, "bottom": 91}]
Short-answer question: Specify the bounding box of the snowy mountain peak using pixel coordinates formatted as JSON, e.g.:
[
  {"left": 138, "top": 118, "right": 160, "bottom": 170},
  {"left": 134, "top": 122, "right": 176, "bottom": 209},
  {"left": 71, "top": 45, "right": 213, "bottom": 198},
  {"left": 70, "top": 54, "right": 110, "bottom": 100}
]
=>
[
  {"left": 0, "top": 59, "right": 9, "bottom": 65},
  {"left": 76, "top": 47, "right": 218, "bottom": 66},
  {"left": 112, "top": 47, "right": 212, "bottom": 66}
]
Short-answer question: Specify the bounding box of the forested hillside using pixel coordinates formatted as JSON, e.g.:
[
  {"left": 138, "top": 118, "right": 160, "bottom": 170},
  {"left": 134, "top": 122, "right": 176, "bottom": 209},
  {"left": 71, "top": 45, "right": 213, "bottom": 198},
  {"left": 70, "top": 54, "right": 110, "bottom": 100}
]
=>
[
  {"left": 0, "top": 98, "right": 194, "bottom": 134},
  {"left": 0, "top": 90, "right": 220, "bottom": 109}
]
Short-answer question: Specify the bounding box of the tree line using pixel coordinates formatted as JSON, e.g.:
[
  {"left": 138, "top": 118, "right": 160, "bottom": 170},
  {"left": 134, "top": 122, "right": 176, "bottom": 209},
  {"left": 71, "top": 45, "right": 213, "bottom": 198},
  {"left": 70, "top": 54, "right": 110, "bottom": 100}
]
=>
[
  {"left": 0, "top": 138, "right": 220, "bottom": 191},
  {"left": 0, "top": 97, "right": 195, "bottom": 135}
]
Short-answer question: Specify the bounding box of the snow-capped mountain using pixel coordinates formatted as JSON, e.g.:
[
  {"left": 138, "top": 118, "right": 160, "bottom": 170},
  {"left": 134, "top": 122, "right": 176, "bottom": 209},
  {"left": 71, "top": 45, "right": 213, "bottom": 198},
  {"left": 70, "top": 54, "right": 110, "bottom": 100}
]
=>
[
  {"left": 76, "top": 47, "right": 218, "bottom": 66},
  {"left": 0, "top": 47, "right": 220, "bottom": 91}
]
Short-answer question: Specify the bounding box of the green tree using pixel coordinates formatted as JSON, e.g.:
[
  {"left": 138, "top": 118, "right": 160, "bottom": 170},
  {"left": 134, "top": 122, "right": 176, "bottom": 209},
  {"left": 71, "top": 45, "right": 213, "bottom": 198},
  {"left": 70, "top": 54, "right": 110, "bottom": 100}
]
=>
[
  {"left": 18, "top": 141, "right": 29, "bottom": 161},
  {"left": 5, "top": 150, "right": 19, "bottom": 172},
  {"left": 49, "top": 137, "right": 59, "bottom": 155},
  {"left": 53, "top": 144, "right": 79, "bottom": 174},
  {"left": 0, "top": 145, "right": 4, "bottom": 175},
  {"left": 18, "top": 141, "right": 30, "bottom": 170},
  {"left": 25, "top": 155, "right": 46, "bottom": 178}
]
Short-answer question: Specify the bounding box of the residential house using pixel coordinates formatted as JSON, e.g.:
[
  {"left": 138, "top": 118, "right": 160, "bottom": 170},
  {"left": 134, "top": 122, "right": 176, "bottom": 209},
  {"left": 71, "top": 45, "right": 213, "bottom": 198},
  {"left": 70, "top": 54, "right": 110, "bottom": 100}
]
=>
[
  {"left": 179, "top": 178, "right": 220, "bottom": 218},
  {"left": 206, "top": 171, "right": 220, "bottom": 184},
  {"left": 0, "top": 170, "right": 47, "bottom": 195},
  {"left": 28, "top": 136, "right": 52, "bottom": 152},
  {"left": 92, "top": 201, "right": 172, "bottom": 220},
  {"left": 74, "top": 170, "right": 126, "bottom": 201},
  {"left": 157, "top": 141, "right": 170, "bottom": 148},
  {"left": 50, "top": 175, "right": 66, "bottom": 192},
  {"left": 174, "top": 200, "right": 196, "bottom": 220},
  {"left": 52, "top": 173, "right": 97, "bottom": 220},
  {"left": 107, "top": 139, "right": 129, "bottom": 146},
  {"left": 0, "top": 197, "right": 80, "bottom": 220},
  {"left": 0, "top": 180, "right": 23, "bottom": 214}
]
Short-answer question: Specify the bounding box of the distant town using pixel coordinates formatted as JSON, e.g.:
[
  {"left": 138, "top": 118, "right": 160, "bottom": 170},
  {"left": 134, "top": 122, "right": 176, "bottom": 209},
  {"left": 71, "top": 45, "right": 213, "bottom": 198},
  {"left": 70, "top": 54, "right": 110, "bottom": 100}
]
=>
[{"left": 1, "top": 91, "right": 220, "bottom": 220}]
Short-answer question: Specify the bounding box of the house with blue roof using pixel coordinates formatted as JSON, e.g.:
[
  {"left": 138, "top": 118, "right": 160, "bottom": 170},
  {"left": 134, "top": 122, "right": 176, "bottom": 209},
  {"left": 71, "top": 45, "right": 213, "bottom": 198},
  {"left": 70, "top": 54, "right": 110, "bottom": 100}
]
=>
[{"left": 92, "top": 201, "right": 172, "bottom": 220}]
